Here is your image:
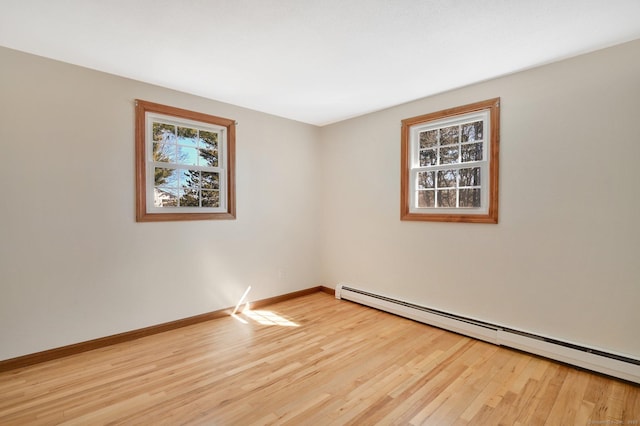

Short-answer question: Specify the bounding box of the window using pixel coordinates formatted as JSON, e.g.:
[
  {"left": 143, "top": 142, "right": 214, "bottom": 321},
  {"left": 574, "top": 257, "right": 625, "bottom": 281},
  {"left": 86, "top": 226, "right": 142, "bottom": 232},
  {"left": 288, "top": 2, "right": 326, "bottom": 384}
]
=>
[
  {"left": 135, "top": 100, "right": 236, "bottom": 221},
  {"left": 401, "top": 98, "right": 500, "bottom": 223}
]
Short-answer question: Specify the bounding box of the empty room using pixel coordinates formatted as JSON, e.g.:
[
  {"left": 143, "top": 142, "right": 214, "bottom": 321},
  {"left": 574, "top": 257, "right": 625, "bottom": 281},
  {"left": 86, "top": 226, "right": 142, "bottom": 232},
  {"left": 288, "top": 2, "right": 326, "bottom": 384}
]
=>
[{"left": 1, "top": 0, "right": 639, "bottom": 424}]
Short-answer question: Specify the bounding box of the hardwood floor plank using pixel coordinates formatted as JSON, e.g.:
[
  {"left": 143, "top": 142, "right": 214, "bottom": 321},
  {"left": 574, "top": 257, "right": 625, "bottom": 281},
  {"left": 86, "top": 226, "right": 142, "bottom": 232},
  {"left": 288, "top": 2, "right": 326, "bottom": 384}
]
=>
[
  {"left": 457, "top": 349, "right": 511, "bottom": 422},
  {"left": 0, "top": 292, "right": 638, "bottom": 425},
  {"left": 409, "top": 344, "right": 500, "bottom": 424}
]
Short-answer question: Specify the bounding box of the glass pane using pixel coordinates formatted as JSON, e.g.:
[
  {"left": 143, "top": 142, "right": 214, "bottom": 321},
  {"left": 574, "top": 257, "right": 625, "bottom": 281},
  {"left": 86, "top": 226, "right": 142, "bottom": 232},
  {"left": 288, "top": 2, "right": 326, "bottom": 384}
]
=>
[
  {"left": 153, "top": 123, "right": 175, "bottom": 142},
  {"left": 417, "top": 190, "right": 435, "bottom": 208},
  {"left": 437, "top": 189, "right": 457, "bottom": 208},
  {"left": 461, "top": 121, "right": 483, "bottom": 142},
  {"left": 461, "top": 142, "right": 483, "bottom": 162},
  {"left": 419, "top": 130, "right": 438, "bottom": 149},
  {"left": 419, "top": 149, "right": 436, "bottom": 167},
  {"left": 437, "top": 169, "right": 457, "bottom": 188},
  {"left": 199, "top": 130, "right": 218, "bottom": 150},
  {"left": 459, "top": 167, "right": 481, "bottom": 187},
  {"left": 440, "top": 126, "right": 459, "bottom": 145},
  {"left": 201, "top": 190, "right": 220, "bottom": 208},
  {"left": 152, "top": 142, "right": 175, "bottom": 163},
  {"left": 180, "top": 169, "right": 199, "bottom": 189},
  {"left": 177, "top": 146, "right": 198, "bottom": 165},
  {"left": 459, "top": 188, "right": 481, "bottom": 207},
  {"left": 179, "top": 185, "right": 200, "bottom": 207},
  {"left": 199, "top": 148, "right": 219, "bottom": 167},
  {"left": 177, "top": 126, "right": 198, "bottom": 147},
  {"left": 154, "top": 167, "right": 177, "bottom": 187},
  {"left": 417, "top": 171, "right": 435, "bottom": 189},
  {"left": 439, "top": 146, "right": 459, "bottom": 164},
  {"left": 201, "top": 172, "right": 220, "bottom": 190},
  {"left": 154, "top": 187, "right": 178, "bottom": 207}
]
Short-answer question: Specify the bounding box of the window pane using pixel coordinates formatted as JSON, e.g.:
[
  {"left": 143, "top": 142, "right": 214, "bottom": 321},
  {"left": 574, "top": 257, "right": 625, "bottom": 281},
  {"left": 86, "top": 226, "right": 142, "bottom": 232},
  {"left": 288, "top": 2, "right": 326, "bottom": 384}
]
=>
[
  {"left": 461, "top": 121, "right": 483, "bottom": 142},
  {"left": 180, "top": 169, "right": 199, "bottom": 188},
  {"left": 199, "top": 147, "right": 219, "bottom": 167},
  {"left": 153, "top": 123, "right": 175, "bottom": 142},
  {"left": 154, "top": 167, "right": 177, "bottom": 187},
  {"left": 177, "top": 146, "right": 198, "bottom": 165},
  {"left": 152, "top": 142, "right": 175, "bottom": 163},
  {"left": 199, "top": 130, "right": 218, "bottom": 150},
  {"left": 179, "top": 186, "right": 200, "bottom": 207},
  {"left": 419, "top": 130, "right": 438, "bottom": 149},
  {"left": 201, "top": 190, "right": 220, "bottom": 208},
  {"left": 437, "top": 169, "right": 457, "bottom": 188},
  {"left": 417, "top": 190, "right": 435, "bottom": 208},
  {"left": 439, "top": 146, "right": 459, "bottom": 164},
  {"left": 459, "top": 188, "right": 481, "bottom": 207},
  {"left": 461, "top": 142, "right": 483, "bottom": 162},
  {"left": 177, "top": 126, "right": 198, "bottom": 147},
  {"left": 437, "top": 189, "right": 457, "bottom": 207},
  {"left": 199, "top": 130, "right": 219, "bottom": 167},
  {"left": 154, "top": 187, "right": 178, "bottom": 207},
  {"left": 418, "top": 171, "right": 435, "bottom": 189},
  {"left": 420, "top": 149, "right": 436, "bottom": 167},
  {"left": 440, "top": 126, "right": 459, "bottom": 145},
  {"left": 459, "top": 167, "right": 481, "bottom": 187},
  {"left": 201, "top": 172, "right": 220, "bottom": 190}
]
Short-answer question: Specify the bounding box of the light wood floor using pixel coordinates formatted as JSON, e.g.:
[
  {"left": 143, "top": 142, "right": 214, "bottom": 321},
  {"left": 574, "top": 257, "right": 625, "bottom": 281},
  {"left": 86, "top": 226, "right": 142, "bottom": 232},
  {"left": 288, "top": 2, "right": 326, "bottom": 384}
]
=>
[{"left": 1, "top": 292, "right": 638, "bottom": 425}]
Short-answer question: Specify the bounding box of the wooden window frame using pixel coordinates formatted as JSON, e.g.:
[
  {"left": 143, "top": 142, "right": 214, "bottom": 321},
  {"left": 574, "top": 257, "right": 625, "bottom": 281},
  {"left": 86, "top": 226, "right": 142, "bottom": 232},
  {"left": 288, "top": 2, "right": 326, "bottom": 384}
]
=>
[
  {"left": 401, "top": 98, "right": 500, "bottom": 223},
  {"left": 135, "top": 99, "right": 236, "bottom": 222}
]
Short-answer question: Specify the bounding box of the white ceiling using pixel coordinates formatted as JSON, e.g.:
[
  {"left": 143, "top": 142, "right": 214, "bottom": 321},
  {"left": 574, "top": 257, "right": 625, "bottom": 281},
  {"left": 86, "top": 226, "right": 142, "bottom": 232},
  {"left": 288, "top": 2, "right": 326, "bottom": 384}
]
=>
[{"left": 1, "top": 1, "right": 639, "bottom": 126}]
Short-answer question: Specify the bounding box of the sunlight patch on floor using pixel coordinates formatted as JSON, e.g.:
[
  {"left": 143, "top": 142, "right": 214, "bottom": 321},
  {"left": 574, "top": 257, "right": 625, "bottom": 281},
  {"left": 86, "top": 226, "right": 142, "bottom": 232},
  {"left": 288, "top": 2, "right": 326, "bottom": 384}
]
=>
[{"left": 242, "top": 310, "right": 299, "bottom": 327}]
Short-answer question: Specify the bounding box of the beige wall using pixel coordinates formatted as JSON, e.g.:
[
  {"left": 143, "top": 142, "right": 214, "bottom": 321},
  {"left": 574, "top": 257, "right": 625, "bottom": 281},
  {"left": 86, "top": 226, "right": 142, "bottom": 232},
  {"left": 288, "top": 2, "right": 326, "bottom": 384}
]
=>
[
  {"left": 1, "top": 39, "right": 639, "bottom": 362},
  {"left": 319, "top": 39, "right": 640, "bottom": 359},
  {"left": 0, "top": 47, "right": 322, "bottom": 360}
]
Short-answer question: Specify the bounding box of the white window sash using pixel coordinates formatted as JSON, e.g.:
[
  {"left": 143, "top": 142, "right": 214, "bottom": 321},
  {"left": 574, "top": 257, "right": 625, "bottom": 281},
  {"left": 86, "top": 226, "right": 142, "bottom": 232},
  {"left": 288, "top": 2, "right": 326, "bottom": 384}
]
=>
[
  {"left": 145, "top": 112, "right": 228, "bottom": 213},
  {"left": 408, "top": 110, "right": 491, "bottom": 214}
]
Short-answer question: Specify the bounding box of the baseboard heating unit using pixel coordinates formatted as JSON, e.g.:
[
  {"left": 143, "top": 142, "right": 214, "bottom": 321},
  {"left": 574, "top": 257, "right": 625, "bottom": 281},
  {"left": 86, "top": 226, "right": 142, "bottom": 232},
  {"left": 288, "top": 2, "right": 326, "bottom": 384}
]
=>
[{"left": 335, "top": 284, "right": 640, "bottom": 384}]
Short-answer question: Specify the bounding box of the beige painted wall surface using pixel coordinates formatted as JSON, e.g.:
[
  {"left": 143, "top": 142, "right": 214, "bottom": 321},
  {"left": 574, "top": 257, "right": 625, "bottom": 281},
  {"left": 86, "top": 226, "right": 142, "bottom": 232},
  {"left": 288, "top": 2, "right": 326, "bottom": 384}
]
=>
[
  {"left": 0, "top": 47, "right": 322, "bottom": 360},
  {"left": 319, "top": 39, "right": 640, "bottom": 358}
]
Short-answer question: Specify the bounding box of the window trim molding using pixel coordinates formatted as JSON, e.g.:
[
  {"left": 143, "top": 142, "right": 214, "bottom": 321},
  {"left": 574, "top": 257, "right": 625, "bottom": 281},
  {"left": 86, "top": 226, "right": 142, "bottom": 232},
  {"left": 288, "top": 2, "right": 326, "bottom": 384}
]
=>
[
  {"left": 135, "top": 99, "right": 236, "bottom": 222},
  {"left": 400, "top": 97, "right": 500, "bottom": 223}
]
